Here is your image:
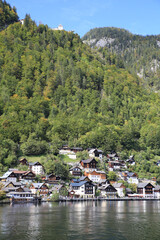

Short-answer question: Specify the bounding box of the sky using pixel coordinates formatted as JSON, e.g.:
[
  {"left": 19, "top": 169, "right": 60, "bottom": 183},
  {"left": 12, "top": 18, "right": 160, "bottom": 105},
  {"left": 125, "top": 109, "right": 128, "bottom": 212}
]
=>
[{"left": 8, "top": 0, "right": 160, "bottom": 37}]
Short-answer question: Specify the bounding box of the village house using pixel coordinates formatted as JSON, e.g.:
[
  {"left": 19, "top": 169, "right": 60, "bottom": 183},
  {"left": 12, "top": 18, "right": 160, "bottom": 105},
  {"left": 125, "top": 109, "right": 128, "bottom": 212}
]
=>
[
  {"left": 6, "top": 187, "right": 34, "bottom": 202},
  {"left": 98, "top": 184, "right": 117, "bottom": 198},
  {"left": 80, "top": 158, "right": 98, "bottom": 171},
  {"left": 85, "top": 170, "right": 106, "bottom": 183},
  {"left": 127, "top": 172, "right": 139, "bottom": 184},
  {"left": 30, "top": 183, "right": 49, "bottom": 196},
  {"left": 119, "top": 171, "right": 139, "bottom": 184},
  {"left": 107, "top": 152, "right": 119, "bottom": 161},
  {"left": 29, "top": 162, "right": 45, "bottom": 175},
  {"left": 19, "top": 158, "right": 28, "bottom": 165},
  {"left": 69, "top": 165, "right": 82, "bottom": 177},
  {"left": 126, "top": 155, "right": 135, "bottom": 165},
  {"left": 70, "top": 181, "right": 95, "bottom": 198},
  {"left": 45, "top": 173, "right": 61, "bottom": 185},
  {"left": 2, "top": 181, "right": 22, "bottom": 193},
  {"left": 108, "top": 161, "right": 124, "bottom": 171},
  {"left": 137, "top": 182, "right": 155, "bottom": 198},
  {"left": 0, "top": 171, "right": 17, "bottom": 182},
  {"left": 50, "top": 185, "right": 68, "bottom": 196},
  {"left": 88, "top": 148, "right": 103, "bottom": 160},
  {"left": 112, "top": 183, "right": 125, "bottom": 197},
  {"left": 154, "top": 185, "right": 160, "bottom": 199}
]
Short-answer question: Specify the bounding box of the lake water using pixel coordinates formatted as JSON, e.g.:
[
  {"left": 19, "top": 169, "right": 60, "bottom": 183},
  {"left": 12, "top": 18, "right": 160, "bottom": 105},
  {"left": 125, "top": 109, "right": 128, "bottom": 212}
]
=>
[{"left": 0, "top": 201, "right": 160, "bottom": 240}]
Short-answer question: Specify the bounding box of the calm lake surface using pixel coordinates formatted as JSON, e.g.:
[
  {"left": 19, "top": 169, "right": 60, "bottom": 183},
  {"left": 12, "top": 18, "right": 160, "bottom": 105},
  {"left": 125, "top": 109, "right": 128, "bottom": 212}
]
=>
[{"left": 0, "top": 201, "right": 160, "bottom": 240}]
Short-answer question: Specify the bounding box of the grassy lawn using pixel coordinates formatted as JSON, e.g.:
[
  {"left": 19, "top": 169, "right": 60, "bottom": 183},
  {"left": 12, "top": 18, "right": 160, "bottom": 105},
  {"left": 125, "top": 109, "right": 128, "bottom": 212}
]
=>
[
  {"left": 19, "top": 154, "right": 78, "bottom": 164},
  {"left": 59, "top": 154, "right": 78, "bottom": 164}
]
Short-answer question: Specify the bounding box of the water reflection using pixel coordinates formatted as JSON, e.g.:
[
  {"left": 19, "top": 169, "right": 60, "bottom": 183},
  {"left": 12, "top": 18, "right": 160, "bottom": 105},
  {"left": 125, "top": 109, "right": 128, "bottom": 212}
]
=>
[{"left": 0, "top": 201, "right": 160, "bottom": 240}]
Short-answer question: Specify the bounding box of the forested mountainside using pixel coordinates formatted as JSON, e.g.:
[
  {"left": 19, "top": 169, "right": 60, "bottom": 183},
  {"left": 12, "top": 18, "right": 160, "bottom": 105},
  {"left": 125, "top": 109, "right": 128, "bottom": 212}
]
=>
[
  {"left": 82, "top": 27, "right": 160, "bottom": 90},
  {"left": 0, "top": 3, "right": 160, "bottom": 178},
  {"left": 0, "top": 0, "right": 18, "bottom": 31}
]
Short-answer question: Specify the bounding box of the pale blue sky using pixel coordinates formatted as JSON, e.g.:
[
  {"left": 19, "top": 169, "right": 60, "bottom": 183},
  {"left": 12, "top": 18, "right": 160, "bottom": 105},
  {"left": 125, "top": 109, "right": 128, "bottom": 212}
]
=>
[{"left": 8, "top": 0, "right": 160, "bottom": 37}]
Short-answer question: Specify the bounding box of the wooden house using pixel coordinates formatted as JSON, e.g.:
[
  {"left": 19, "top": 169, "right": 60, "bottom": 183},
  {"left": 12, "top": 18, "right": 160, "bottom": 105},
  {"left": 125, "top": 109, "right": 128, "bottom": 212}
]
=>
[
  {"left": 98, "top": 184, "right": 117, "bottom": 198},
  {"left": 137, "top": 182, "right": 155, "bottom": 198},
  {"left": 45, "top": 173, "right": 61, "bottom": 184},
  {"left": 80, "top": 158, "right": 98, "bottom": 170},
  {"left": 69, "top": 165, "right": 82, "bottom": 177},
  {"left": 19, "top": 158, "right": 28, "bottom": 165},
  {"left": 88, "top": 149, "right": 103, "bottom": 160}
]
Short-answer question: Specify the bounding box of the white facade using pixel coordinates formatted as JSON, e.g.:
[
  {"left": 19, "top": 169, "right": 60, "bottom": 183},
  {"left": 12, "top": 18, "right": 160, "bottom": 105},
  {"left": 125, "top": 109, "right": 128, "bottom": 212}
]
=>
[
  {"left": 30, "top": 164, "right": 44, "bottom": 175},
  {"left": 127, "top": 177, "right": 139, "bottom": 184}
]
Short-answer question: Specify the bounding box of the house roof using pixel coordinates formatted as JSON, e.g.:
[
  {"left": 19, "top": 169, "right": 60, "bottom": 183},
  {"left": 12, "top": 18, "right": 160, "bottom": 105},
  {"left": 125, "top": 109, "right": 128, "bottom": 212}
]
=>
[
  {"left": 112, "top": 183, "right": 124, "bottom": 188},
  {"left": 0, "top": 171, "right": 16, "bottom": 179},
  {"left": 89, "top": 149, "right": 103, "bottom": 154},
  {"left": 29, "top": 162, "right": 42, "bottom": 166},
  {"left": 99, "top": 184, "right": 117, "bottom": 191},
  {"left": 127, "top": 172, "right": 137, "bottom": 177},
  {"left": 71, "top": 181, "right": 88, "bottom": 187},
  {"left": 137, "top": 182, "right": 155, "bottom": 188},
  {"left": 31, "top": 183, "right": 45, "bottom": 189},
  {"left": 3, "top": 181, "right": 22, "bottom": 188},
  {"left": 81, "top": 158, "right": 97, "bottom": 164}
]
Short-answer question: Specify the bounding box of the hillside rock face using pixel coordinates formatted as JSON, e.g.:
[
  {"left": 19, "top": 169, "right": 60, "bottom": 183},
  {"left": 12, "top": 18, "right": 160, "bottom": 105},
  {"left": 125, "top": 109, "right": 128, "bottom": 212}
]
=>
[{"left": 82, "top": 27, "right": 160, "bottom": 90}]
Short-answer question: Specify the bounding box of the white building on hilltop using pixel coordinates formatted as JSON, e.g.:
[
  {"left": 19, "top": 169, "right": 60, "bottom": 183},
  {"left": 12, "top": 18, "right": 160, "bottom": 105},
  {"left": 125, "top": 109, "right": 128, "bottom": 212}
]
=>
[{"left": 52, "top": 24, "right": 64, "bottom": 31}]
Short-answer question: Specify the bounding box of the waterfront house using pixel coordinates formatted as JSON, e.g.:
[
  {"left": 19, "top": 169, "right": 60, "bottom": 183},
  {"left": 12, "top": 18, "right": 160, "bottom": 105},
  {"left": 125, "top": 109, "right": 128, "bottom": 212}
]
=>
[
  {"left": 70, "top": 181, "right": 95, "bottom": 198},
  {"left": 112, "top": 183, "right": 125, "bottom": 197},
  {"left": 50, "top": 185, "right": 68, "bottom": 196},
  {"left": 6, "top": 187, "right": 34, "bottom": 202},
  {"left": 154, "top": 185, "right": 160, "bottom": 199},
  {"left": 84, "top": 170, "right": 106, "bottom": 183},
  {"left": 137, "top": 182, "right": 155, "bottom": 198},
  {"left": 80, "top": 158, "right": 98, "bottom": 171},
  {"left": 98, "top": 184, "right": 117, "bottom": 198},
  {"left": 30, "top": 183, "right": 49, "bottom": 196},
  {"left": 88, "top": 148, "right": 103, "bottom": 160},
  {"left": 29, "top": 162, "right": 45, "bottom": 175}
]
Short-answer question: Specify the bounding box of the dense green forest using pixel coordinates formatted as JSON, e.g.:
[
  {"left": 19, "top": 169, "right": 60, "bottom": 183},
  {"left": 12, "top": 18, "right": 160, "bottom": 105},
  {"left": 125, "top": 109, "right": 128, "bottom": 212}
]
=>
[
  {"left": 82, "top": 27, "right": 160, "bottom": 90},
  {"left": 0, "top": 1, "right": 160, "bottom": 178}
]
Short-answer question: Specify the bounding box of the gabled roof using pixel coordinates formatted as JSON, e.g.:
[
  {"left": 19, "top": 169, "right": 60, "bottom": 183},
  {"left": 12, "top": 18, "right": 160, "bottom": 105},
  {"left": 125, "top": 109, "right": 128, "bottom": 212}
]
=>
[
  {"left": 31, "top": 183, "right": 45, "bottom": 189},
  {"left": 29, "top": 162, "right": 43, "bottom": 166},
  {"left": 89, "top": 149, "right": 103, "bottom": 154},
  {"left": 99, "top": 184, "right": 117, "bottom": 191},
  {"left": 0, "top": 171, "right": 16, "bottom": 179},
  {"left": 3, "top": 181, "right": 22, "bottom": 188},
  {"left": 81, "top": 158, "right": 97, "bottom": 164},
  {"left": 137, "top": 182, "right": 155, "bottom": 188}
]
